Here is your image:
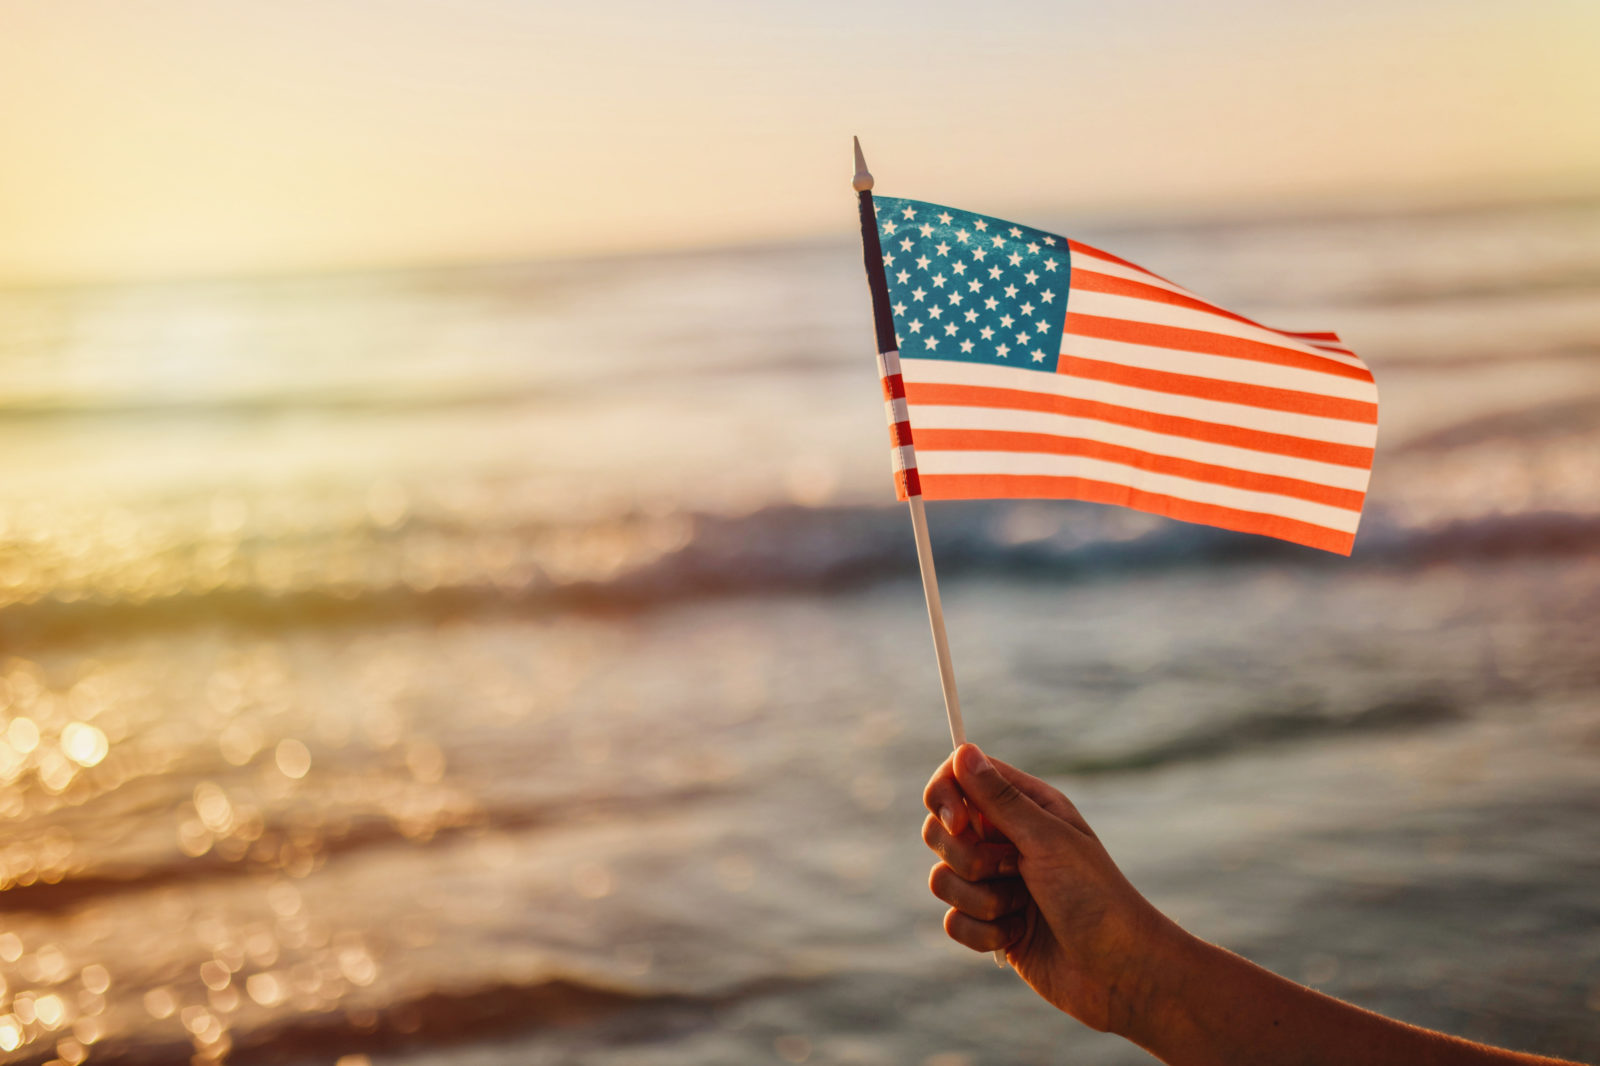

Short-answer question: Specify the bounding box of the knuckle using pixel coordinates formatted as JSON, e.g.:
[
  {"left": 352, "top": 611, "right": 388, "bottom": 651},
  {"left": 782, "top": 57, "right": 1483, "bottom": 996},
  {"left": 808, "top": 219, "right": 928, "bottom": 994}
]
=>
[
  {"left": 943, "top": 906, "right": 1009, "bottom": 953},
  {"left": 920, "top": 815, "right": 942, "bottom": 848},
  {"left": 1005, "top": 883, "right": 1029, "bottom": 916},
  {"left": 992, "top": 778, "right": 1025, "bottom": 808}
]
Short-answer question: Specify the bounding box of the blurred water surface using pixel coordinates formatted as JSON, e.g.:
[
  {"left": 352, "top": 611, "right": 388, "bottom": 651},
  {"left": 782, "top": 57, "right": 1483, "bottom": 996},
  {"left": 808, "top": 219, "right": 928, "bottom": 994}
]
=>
[{"left": 0, "top": 197, "right": 1598, "bottom": 1065}]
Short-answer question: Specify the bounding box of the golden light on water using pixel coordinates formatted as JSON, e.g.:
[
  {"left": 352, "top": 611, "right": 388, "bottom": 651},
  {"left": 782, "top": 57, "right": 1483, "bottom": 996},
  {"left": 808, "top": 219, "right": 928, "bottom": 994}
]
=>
[
  {"left": 7, "top": 717, "right": 39, "bottom": 754},
  {"left": 194, "top": 782, "right": 235, "bottom": 834},
  {"left": 32, "top": 992, "right": 65, "bottom": 1029},
  {"left": 143, "top": 987, "right": 177, "bottom": 1020},
  {"left": 80, "top": 965, "right": 110, "bottom": 996},
  {"left": 60, "top": 722, "right": 108, "bottom": 767},
  {"left": 273, "top": 739, "right": 311, "bottom": 780},
  {"left": 244, "top": 972, "right": 286, "bottom": 1008},
  {"left": 73, "top": 1015, "right": 104, "bottom": 1046},
  {"left": 198, "top": 960, "right": 231, "bottom": 993}
]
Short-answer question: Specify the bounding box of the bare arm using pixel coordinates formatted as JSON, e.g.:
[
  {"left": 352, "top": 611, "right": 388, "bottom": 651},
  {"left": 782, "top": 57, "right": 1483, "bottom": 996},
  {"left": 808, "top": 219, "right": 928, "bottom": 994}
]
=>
[
  {"left": 1127, "top": 927, "right": 1576, "bottom": 1066},
  {"left": 921, "top": 744, "right": 1583, "bottom": 1066}
]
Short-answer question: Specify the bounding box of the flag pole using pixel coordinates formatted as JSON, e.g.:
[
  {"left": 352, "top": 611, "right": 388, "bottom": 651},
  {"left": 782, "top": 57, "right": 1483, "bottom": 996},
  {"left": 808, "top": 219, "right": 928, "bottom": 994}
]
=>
[
  {"left": 852, "top": 137, "right": 966, "bottom": 751},
  {"left": 854, "top": 138, "right": 1004, "bottom": 967}
]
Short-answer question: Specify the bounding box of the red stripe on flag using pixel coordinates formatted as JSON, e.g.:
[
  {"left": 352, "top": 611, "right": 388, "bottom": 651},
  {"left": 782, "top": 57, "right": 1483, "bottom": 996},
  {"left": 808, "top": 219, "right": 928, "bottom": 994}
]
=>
[
  {"left": 913, "top": 429, "right": 1365, "bottom": 510},
  {"left": 1067, "top": 244, "right": 1351, "bottom": 350},
  {"left": 896, "top": 467, "right": 922, "bottom": 499},
  {"left": 1072, "top": 270, "right": 1293, "bottom": 338},
  {"left": 888, "top": 419, "right": 915, "bottom": 447},
  {"left": 1064, "top": 314, "right": 1374, "bottom": 382},
  {"left": 904, "top": 382, "right": 1375, "bottom": 468},
  {"left": 880, "top": 373, "right": 906, "bottom": 401},
  {"left": 1057, "top": 356, "right": 1378, "bottom": 423},
  {"left": 1071, "top": 271, "right": 1357, "bottom": 352},
  {"left": 1067, "top": 239, "right": 1180, "bottom": 286},
  {"left": 918, "top": 473, "right": 1355, "bottom": 554}
]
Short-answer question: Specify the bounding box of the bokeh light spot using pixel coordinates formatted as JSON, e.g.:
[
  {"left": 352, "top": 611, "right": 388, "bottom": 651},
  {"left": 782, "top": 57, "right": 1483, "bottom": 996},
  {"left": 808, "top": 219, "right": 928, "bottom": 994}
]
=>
[
  {"left": 60, "top": 722, "right": 108, "bottom": 767},
  {"left": 245, "top": 971, "right": 287, "bottom": 1007},
  {"left": 7, "top": 717, "right": 39, "bottom": 754},
  {"left": 80, "top": 964, "right": 110, "bottom": 995},
  {"left": 274, "top": 738, "right": 311, "bottom": 779}
]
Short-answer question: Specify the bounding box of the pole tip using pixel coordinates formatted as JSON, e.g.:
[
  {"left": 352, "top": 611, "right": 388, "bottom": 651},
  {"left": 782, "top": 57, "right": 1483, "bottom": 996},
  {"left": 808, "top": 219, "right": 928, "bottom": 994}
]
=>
[{"left": 852, "top": 136, "right": 874, "bottom": 192}]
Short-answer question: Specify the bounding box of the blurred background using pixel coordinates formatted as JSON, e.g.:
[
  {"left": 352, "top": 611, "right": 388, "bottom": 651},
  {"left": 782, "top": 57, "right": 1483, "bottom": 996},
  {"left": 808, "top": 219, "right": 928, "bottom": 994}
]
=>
[{"left": 1, "top": 2, "right": 1598, "bottom": 1064}]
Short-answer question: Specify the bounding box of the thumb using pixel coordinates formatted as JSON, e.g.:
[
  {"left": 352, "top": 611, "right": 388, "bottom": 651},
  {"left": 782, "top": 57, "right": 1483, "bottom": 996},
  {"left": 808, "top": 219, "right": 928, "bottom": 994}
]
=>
[{"left": 952, "top": 744, "right": 1055, "bottom": 851}]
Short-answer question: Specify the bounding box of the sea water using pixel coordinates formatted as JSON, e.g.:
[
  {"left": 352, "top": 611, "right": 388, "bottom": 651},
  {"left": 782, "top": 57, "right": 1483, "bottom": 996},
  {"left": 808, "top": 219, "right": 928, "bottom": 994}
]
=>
[{"left": 0, "top": 197, "right": 1597, "bottom": 1065}]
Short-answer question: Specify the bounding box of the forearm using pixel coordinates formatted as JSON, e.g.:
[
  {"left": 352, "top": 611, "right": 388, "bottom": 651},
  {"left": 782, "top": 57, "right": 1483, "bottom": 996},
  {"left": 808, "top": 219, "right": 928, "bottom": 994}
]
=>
[
  {"left": 920, "top": 749, "right": 1585, "bottom": 1066},
  {"left": 1120, "top": 926, "right": 1581, "bottom": 1066}
]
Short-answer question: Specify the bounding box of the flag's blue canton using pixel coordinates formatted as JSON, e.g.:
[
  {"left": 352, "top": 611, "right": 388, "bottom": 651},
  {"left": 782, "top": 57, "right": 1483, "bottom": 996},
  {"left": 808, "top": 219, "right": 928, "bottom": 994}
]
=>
[{"left": 874, "top": 196, "right": 1072, "bottom": 373}]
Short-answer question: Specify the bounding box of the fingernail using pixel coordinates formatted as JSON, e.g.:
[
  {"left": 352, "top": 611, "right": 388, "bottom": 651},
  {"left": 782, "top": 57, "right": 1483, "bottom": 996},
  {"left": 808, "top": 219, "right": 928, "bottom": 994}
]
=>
[
  {"left": 938, "top": 806, "right": 957, "bottom": 835},
  {"left": 957, "top": 744, "right": 991, "bottom": 775}
]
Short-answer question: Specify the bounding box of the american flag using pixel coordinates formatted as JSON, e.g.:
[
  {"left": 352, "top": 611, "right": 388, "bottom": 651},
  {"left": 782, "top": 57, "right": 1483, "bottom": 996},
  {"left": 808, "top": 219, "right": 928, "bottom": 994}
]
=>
[{"left": 870, "top": 196, "right": 1378, "bottom": 555}]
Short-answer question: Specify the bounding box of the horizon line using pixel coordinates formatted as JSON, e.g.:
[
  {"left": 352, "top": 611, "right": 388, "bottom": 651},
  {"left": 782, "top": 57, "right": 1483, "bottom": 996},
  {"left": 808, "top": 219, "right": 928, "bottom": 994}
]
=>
[{"left": 3, "top": 176, "right": 1597, "bottom": 294}]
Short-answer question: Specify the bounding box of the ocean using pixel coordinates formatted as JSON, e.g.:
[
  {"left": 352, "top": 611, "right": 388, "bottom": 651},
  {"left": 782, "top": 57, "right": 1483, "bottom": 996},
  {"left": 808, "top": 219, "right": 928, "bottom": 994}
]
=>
[{"left": 0, "top": 195, "right": 1597, "bottom": 1065}]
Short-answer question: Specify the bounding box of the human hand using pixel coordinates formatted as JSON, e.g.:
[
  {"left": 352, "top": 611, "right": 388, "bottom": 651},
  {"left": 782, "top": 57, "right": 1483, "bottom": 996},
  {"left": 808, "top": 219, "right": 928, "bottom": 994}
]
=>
[
  {"left": 922, "top": 745, "right": 1584, "bottom": 1066},
  {"left": 921, "top": 743, "right": 1179, "bottom": 1034}
]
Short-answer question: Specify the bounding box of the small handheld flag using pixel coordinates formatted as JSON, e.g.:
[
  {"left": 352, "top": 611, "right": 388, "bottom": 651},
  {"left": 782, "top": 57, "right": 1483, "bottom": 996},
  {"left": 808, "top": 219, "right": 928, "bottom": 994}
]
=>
[
  {"left": 851, "top": 140, "right": 1379, "bottom": 967},
  {"left": 859, "top": 167, "right": 1378, "bottom": 556}
]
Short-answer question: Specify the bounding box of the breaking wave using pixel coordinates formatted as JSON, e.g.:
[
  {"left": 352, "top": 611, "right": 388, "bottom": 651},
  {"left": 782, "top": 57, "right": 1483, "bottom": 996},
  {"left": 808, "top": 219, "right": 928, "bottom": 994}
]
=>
[{"left": 1034, "top": 691, "right": 1463, "bottom": 776}]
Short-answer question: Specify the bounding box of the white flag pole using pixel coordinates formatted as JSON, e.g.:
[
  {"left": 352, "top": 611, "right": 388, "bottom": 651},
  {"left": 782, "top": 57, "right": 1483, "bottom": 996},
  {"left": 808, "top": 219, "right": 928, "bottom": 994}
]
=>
[
  {"left": 906, "top": 496, "right": 965, "bottom": 749},
  {"left": 852, "top": 138, "right": 1004, "bottom": 967}
]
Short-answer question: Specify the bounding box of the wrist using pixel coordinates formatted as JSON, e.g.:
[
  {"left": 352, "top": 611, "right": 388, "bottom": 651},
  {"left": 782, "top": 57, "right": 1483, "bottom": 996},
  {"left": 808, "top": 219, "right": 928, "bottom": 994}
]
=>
[{"left": 1107, "top": 910, "right": 1209, "bottom": 1050}]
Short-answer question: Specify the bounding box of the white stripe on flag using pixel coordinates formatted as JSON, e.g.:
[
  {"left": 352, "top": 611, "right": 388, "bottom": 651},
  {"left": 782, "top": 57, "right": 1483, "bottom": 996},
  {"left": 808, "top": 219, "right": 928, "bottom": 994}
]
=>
[
  {"left": 910, "top": 404, "right": 1373, "bottom": 489},
  {"left": 1067, "top": 289, "right": 1369, "bottom": 368},
  {"left": 1060, "top": 332, "right": 1378, "bottom": 402},
  {"left": 916, "top": 450, "right": 1364, "bottom": 532},
  {"left": 1065, "top": 258, "right": 1355, "bottom": 357},
  {"left": 899, "top": 358, "right": 1377, "bottom": 446},
  {"left": 1068, "top": 253, "right": 1191, "bottom": 296}
]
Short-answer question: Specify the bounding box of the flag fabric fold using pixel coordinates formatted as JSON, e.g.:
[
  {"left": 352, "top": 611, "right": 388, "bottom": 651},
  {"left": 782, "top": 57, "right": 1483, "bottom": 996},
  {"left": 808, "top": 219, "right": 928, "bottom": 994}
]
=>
[{"left": 869, "top": 195, "right": 1378, "bottom": 555}]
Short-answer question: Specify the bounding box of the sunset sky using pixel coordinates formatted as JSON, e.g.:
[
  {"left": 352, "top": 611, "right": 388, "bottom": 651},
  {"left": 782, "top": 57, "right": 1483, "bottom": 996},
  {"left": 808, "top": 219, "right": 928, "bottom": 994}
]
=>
[{"left": 1, "top": 0, "right": 1596, "bottom": 284}]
